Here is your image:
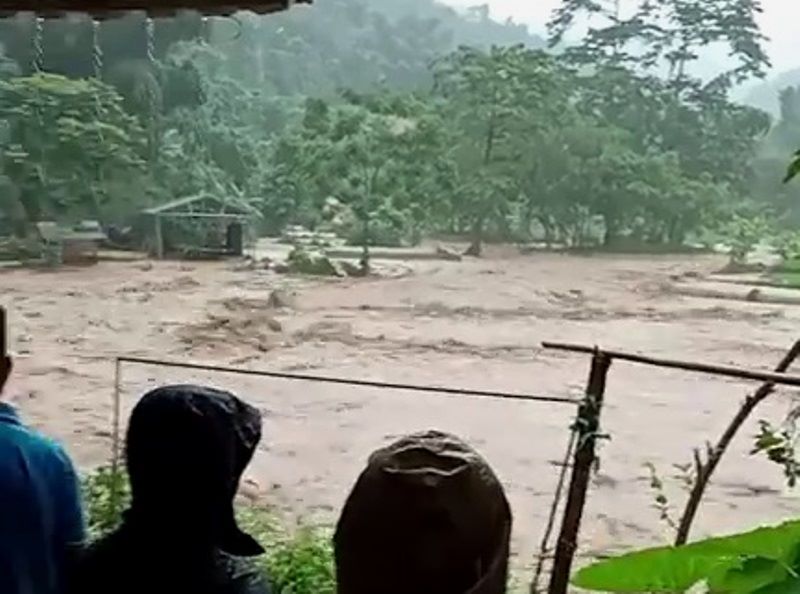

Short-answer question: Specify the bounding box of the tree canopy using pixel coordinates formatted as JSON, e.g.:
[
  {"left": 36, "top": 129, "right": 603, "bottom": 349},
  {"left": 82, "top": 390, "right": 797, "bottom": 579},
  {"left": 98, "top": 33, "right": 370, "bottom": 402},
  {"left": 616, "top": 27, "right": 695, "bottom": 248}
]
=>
[{"left": 0, "top": 0, "right": 794, "bottom": 255}]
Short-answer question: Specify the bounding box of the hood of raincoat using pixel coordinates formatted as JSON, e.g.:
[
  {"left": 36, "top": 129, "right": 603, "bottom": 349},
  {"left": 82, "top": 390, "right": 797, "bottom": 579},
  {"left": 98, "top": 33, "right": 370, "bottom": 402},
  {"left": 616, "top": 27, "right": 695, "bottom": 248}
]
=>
[
  {"left": 334, "top": 430, "right": 512, "bottom": 594},
  {"left": 124, "top": 384, "right": 264, "bottom": 557}
]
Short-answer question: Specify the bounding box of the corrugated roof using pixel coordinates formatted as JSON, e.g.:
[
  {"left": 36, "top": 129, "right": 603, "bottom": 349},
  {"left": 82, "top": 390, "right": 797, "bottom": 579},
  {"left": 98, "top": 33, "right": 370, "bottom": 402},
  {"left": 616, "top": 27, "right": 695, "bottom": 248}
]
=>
[
  {"left": 0, "top": 0, "right": 310, "bottom": 18},
  {"left": 143, "top": 193, "right": 259, "bottom": 216},
  {"left": 34, "top": 220, "right": 107, "bottom": 241}
]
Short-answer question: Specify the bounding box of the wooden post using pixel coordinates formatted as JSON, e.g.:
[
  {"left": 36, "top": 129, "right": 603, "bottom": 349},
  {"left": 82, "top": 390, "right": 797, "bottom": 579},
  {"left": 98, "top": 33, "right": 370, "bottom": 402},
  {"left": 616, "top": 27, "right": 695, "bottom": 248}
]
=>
[
  {"left": 110, "top": 357, "right": 123, "bottom": 518},
  {"left": 548, "top": 352, "right": 612, "bottom": 594}
]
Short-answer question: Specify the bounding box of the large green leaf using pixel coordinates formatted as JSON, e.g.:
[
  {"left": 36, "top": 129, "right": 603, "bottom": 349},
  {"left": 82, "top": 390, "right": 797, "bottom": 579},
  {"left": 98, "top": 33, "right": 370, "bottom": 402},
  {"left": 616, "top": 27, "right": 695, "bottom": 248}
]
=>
[
  {"left": 784, "top": 150, "right": 800, "bottom": 183},
  {"left": 572, "top": 520, "right": 800, "bottom": 593}
]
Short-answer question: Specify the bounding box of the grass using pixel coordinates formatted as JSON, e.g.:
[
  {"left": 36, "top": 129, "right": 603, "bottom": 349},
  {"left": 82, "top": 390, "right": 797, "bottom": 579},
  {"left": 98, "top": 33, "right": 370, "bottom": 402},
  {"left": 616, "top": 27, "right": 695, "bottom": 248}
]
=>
[
  {"left": 237, "top": 506, "right": 335, "bottom": 594},
  {"left": 772, "top": 271, "right": 800, "bottom": 288},
  {"left": 768, "top": 258, "right": 800, "bottom": 289}
]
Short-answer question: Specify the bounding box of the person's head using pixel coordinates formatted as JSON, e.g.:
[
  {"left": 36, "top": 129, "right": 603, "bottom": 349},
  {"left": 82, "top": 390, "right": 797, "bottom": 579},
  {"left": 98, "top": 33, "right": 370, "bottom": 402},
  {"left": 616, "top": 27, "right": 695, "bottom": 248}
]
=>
[
  {"left": 0, "top": 355, "right": 10, "bottom": 396},
  {"left": 124, "top": 384, "right": 263, "bottom": 556},
  {"left": 1, "top": 306, "right": 9, "bottom": 396},
  {"left": 334, "top": 430, "right": 512, "bottom": 594}
]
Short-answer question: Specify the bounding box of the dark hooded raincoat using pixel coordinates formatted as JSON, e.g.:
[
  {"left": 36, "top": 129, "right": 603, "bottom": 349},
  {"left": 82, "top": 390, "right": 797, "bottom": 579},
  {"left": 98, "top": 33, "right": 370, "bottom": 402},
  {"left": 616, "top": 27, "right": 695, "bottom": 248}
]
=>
[
  {"left": 334, "top": 430, "right": 512, "bottom": 594},
  {"left": 71, "top": 385, "right": 269, "bottom": 594}
]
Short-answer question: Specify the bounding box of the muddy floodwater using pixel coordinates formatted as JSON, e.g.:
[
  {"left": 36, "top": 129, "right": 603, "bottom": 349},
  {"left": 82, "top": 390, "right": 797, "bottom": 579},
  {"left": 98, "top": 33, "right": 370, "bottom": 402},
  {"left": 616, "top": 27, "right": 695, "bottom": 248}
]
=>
[{"left": 2, "top": 247, "right": 800, "bottom": 571}]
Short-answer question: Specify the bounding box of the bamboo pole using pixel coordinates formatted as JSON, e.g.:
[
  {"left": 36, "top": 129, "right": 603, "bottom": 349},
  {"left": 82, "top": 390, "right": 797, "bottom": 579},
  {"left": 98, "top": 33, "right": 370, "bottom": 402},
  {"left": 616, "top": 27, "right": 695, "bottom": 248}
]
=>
[
  {"left": 548, "top": 352, "right": 612, "bottom": 594},
  {"left": 542, "top": 342, "right": 800, "bottom": 388}
]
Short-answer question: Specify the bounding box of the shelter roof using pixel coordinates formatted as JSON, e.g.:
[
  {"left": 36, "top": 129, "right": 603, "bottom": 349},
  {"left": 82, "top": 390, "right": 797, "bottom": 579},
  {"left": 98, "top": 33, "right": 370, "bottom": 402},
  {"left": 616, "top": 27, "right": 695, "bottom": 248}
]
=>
[
  {"left": 143, "top": 194, "right": 259, "bottom": 217},
  {"left": 0, "top": 0, "right": 310, "bottom": 19}
]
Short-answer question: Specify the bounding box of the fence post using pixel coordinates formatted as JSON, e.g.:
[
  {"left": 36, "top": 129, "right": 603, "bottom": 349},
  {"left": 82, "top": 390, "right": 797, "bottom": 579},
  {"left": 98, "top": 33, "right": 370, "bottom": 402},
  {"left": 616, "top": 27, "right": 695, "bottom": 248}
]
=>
[
  {"left": 110, "top": 357, "right": 123, "bottom": 517},
  {"left": 548, "top": 351, "right": 612, "bottom": 594}
]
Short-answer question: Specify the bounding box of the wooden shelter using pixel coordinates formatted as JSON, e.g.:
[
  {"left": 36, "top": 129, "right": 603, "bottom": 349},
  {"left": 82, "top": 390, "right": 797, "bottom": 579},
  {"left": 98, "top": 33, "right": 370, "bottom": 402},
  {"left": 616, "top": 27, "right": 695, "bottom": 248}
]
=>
[
  {"left": 143, "top": 194, "right": 258, "bottom": 259},
  {"left": 35, "top": 220, "right": 107, "bottom": 265},
  {"left": 0, "top": 0, "right": 310, "bottom": 18}
]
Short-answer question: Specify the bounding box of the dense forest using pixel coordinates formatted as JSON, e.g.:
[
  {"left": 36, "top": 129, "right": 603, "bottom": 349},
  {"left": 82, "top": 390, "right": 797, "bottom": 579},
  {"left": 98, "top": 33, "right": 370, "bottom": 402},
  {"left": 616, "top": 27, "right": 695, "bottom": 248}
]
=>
[{"left": 0, "top": 0, "right": 798, "bottom": 256}]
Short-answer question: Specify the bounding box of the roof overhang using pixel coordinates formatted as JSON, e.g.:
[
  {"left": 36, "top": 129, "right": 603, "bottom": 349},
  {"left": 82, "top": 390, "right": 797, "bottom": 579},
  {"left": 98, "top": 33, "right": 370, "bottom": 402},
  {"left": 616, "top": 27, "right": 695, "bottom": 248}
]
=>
[{"left": 0, "top": 0, "right": 310, "bottom": 18}]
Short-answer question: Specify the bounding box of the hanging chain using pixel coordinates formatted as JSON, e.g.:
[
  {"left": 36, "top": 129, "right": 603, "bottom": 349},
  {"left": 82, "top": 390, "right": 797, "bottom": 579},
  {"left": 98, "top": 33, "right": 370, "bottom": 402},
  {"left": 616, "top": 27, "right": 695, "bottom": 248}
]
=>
[
  {"left": 91, "top": 19, "right": 106, "bottom": 208},
  {"left": 145, "top": 17, "right": 158, "bottom": 160},
  {"left": 92, "top": 19, "right": 103, "bottom": 81},
  {"left": 31, "top": 17, "right": 47, "bottom": 187},
  {"left": 201, "top": 16, "right": 211, "bottom": 44},
  {"left": 32, "top": 16, "right": 44, "bottom": 73},
  {"left": 145, "top": 17, "right": 155, "bottom": 66},
  {"left": 91, "top": 19, "right": 105, "bottom": 136}
]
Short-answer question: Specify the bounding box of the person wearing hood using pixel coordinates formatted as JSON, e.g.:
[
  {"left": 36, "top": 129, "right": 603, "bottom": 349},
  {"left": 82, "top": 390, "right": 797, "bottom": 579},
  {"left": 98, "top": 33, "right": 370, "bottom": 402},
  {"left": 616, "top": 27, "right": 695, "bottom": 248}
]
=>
[
  {"left": 71, "top": 384, "right": 269, "bottom": 594},
  {"left": 334, "top": 430, "right": 512, "bottom": 594}
]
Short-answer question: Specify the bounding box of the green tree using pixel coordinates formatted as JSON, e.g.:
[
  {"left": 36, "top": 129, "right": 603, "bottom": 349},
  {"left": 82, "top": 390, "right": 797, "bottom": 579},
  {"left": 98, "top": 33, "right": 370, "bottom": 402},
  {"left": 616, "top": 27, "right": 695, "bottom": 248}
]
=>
[
  {"left": 263, "top": 93, "right": 453, "bottom": 260},
  {"left": 549, "top": 0, "right": 770, "bottom": 85},
  {"left": 0, "top": 73, "right": 146, "bottom": 226},
  {"left": 434, "top": 45, "right": 566, "bottom": 254}
]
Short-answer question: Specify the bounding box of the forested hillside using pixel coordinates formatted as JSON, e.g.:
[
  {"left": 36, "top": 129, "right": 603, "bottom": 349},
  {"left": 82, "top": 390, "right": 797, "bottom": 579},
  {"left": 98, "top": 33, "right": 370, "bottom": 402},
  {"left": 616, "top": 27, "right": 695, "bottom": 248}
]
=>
[
  {"left": 0, "top": 0, "right": 798, "bottom": 259},
  {"left": 210, "top": 0, "right": 542, "bottom": 95}
]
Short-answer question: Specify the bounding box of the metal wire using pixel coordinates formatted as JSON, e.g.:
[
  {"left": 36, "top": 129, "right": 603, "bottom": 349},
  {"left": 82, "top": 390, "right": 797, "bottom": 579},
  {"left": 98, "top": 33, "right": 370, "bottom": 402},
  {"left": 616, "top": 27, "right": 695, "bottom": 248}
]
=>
[
  {"left": 530, "top": 429, "right": 577, "bottom": 593},
  {"left": 116, "top": 356, "right": 580, "bottom": 405}
]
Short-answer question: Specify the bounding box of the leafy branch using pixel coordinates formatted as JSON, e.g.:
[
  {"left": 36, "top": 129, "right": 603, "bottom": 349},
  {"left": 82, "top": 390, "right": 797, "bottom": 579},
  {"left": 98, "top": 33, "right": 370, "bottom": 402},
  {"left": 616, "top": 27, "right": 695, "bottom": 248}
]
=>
[{"left": 785, "top": 150, "right": 800, "bottom": 183}]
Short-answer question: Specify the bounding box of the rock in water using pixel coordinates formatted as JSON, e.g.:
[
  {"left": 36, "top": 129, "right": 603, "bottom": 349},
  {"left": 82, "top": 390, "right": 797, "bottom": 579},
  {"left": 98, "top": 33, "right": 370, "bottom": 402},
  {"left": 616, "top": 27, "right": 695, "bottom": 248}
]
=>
[
  {"left": 436, "top": 244, "right": 462, "bottom": 262},
  {"left": 267, "top": 288, "right": 295, "bottom": 309},
  {"left": 746, "top": 288, "right": 762, "bottom": 302}
]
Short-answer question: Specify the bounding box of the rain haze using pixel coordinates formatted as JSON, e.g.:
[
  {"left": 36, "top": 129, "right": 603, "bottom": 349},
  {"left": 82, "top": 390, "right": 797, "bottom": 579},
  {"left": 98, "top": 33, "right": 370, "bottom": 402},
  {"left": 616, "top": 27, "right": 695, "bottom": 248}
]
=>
[
  {"left": 443, "top": 0, "right": 800, "bottom": 72},
  {"left": 2, "top": 1, "right": 800, "bottom": 592}
]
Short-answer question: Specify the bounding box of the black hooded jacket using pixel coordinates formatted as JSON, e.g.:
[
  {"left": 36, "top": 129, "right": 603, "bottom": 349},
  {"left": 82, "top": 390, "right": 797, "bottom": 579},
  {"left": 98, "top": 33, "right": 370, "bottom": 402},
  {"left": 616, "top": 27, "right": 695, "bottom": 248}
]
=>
[
  {"left": 335, "top": 430, "right": 512, "bottom": 594},
  {"left": 71, "top": 385, "right": 269, "bottom": 594}
]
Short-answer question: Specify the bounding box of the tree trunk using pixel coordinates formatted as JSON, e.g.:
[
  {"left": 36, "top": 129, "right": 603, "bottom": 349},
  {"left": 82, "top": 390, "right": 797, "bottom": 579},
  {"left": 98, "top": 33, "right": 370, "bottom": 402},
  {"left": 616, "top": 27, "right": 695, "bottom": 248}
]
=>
[
  {"left": 536, "top": 215, "right": 554, "bottom": 248},
  {"left": 667, "top": 217, "right": 686, "bottom": 246},
  {"left": 360, "top": 216, "right": 371, "bottom": 274},
  {"left": 603, "top": 213, "right": 620, "bottom": 248},
  {"left": 465, "top": 216, "right": 484, "bottom": 257}
]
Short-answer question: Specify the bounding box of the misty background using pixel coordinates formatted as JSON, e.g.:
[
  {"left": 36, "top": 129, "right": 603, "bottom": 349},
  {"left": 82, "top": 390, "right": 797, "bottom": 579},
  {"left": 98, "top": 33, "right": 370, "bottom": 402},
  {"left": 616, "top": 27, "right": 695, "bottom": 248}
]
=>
[{"left": 443, "top": 0, "right": 799, "bottom": 114}]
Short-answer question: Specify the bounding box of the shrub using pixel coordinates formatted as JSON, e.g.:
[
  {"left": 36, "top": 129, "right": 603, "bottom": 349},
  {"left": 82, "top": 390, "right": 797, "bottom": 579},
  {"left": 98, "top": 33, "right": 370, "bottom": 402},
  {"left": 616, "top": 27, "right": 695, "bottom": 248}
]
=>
[
  {"left": 287, "top": 246, "right": 344, "bottom": 276},
  {"left": 773, "top": 231, "right": 800, "bottom": 263},
  {"left": 82, "top": 466, "right": 336, "bottom": 594},
  {"left": 721, "top": 215, "right": 771, "bottom": 265},
  {"left": 263, "top": 526, "right": 336, "bottom": 594},
  {"left": 81, "top": 464, "right": 131, "bottom": 540}
]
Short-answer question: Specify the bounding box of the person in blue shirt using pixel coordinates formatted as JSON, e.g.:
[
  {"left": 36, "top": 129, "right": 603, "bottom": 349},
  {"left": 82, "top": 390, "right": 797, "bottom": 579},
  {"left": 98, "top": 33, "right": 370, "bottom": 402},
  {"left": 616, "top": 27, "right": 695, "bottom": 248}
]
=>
[{"left": 0, "top": 353, "right": 86, "bottom": 594}]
